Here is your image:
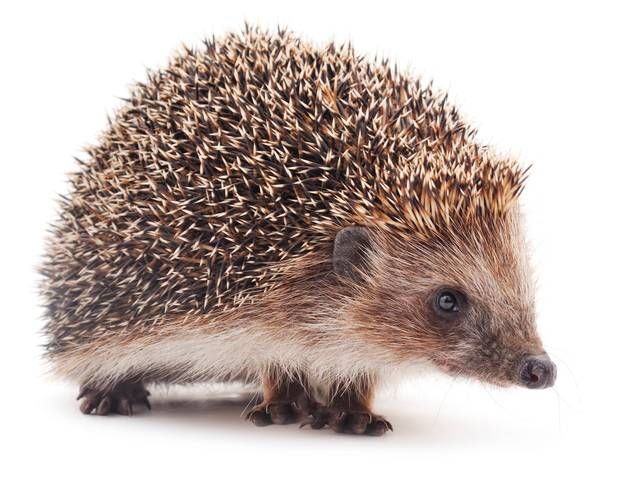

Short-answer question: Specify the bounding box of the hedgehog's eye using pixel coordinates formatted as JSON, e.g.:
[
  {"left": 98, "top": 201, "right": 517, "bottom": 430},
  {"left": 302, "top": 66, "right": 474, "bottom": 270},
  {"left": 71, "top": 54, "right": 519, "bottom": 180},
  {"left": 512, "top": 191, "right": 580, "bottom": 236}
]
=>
[
  {"left": 433, "top": 289, "right": 466, "bottom": 317},
  {"left": 438, "top": 292, "right": 458, "bottom": 311}
]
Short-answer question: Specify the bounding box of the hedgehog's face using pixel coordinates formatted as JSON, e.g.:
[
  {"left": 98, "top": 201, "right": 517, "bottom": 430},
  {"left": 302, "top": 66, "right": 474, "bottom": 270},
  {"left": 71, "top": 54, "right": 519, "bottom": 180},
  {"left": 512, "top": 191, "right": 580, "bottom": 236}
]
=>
[
  {"left": 418, "top": 281, "right": 556, "bottom": 389},
  {"left": 336, "top": 212, "right": 556, "bottom": 389}
]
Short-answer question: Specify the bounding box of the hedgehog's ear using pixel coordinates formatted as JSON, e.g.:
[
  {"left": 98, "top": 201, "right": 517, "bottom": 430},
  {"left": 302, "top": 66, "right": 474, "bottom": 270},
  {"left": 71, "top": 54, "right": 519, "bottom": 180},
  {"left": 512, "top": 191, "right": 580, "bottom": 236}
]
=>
[{"left": 333, "top": 226, "right": 372, "bottom": 281}]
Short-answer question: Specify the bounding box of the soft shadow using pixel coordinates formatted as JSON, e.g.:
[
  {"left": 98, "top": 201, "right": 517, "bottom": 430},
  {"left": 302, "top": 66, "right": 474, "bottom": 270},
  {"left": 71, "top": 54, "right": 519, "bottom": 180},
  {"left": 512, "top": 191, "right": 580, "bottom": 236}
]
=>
[
  {"left": 137, "top": 386, "right": 538, "bottom": 446},
  {"left": 55, "top": 384, "right": 557, "bottom": 446},
  {"left": 142, "top": 385, "right": 265, "bottom": 433}
]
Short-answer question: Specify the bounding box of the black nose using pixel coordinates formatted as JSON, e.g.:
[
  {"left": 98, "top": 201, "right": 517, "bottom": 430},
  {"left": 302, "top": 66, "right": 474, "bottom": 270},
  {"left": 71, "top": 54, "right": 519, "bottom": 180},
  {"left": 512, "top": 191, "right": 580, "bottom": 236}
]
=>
[{"left": 519, "top": 354, "right": 557, "bottom": 389}]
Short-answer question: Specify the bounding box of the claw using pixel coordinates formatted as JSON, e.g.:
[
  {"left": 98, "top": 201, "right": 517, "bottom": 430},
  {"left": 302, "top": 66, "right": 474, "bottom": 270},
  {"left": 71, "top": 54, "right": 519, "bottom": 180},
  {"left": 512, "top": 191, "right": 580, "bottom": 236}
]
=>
[
  {"left": 96, "top": 396, "right": 111, "bottom": 416},
  {"left": 117, "top": 397, "right": 133, "bottom": 416},
  {"left": 79, "top": 396, "right": 97, "bottom": 415},
  {"left": 299, "top": 419, "right": 313, "bottom": 429},
  {"left": 300, "top": 408, "right": 328, "bottom": 430},
  {"left": 76, "top": 387, "right": 91, "bottom": 401},
  {"left": 247, "top": 408, "right": 272, "bottom": 426}
]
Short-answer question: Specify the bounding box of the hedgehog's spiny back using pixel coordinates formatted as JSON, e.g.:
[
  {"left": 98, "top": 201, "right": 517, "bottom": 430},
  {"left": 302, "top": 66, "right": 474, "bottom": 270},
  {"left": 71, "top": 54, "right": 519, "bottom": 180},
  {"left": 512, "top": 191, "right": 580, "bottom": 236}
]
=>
[{"left": 41, "top": 27, "right": 525, "bottom": 353}]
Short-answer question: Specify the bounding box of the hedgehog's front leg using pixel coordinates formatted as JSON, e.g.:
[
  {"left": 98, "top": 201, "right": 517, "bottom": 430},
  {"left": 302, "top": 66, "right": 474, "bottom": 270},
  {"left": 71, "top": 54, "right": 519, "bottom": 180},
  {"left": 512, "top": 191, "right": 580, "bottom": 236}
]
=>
[
  {"left": 304, "top": 381, "right": 392, "bottom": 436},
  {"left": 246, "top": 371, "right": 316, "bottom": 426}
]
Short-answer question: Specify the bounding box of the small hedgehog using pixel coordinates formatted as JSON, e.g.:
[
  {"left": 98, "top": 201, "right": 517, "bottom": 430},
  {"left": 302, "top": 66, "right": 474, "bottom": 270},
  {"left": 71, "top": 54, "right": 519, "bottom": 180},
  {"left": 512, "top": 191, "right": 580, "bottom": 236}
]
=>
[{"left": 41, "top": 27, "right": 556, "bottom": 435}]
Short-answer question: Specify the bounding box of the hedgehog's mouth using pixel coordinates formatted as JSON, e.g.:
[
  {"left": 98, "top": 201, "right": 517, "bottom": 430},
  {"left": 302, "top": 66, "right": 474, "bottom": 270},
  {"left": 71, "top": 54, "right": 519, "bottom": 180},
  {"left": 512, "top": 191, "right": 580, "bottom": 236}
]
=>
[{"left": 431, "top": 357, "right": 517, "bottom": 387}]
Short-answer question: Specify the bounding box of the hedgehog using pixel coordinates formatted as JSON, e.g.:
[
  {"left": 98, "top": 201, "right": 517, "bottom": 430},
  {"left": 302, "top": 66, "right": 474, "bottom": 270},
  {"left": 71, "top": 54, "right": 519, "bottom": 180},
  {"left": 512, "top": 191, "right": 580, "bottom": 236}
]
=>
[{"left": 41, "top": 26, "right": 556, "bottom": 435}]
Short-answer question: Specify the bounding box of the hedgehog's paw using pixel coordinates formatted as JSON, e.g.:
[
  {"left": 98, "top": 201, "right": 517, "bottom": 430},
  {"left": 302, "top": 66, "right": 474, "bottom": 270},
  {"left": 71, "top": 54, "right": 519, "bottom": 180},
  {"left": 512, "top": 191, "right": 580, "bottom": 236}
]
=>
[
  {"left": 78, "top": 381, "right": 151, "bottom": 416},
  {"left": 246, "top": 399, "right": 311, "bottom": 426},
  {"left": 301, "top": 407, "right": 393, "bottom": 436}
]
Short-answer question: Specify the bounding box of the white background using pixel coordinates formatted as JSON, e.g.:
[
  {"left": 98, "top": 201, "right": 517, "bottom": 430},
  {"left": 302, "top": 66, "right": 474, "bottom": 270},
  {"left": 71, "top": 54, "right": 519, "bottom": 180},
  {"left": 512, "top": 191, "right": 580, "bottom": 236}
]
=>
[{"left": 1, "top": 1, "right": 618, "bottom": 477}]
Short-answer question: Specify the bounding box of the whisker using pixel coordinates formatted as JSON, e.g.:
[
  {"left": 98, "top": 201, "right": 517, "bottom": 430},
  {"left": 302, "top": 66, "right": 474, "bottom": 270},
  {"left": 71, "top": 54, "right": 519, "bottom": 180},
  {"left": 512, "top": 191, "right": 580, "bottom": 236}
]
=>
[
  {"left": 240, "top": 389, "right": 261, "bottom": 418},
  {"left": 432, "top": 376, "right": 456, "bottom": 425},
  {"left": 543, "top": 346, "right": 582, "bottom": 408}
]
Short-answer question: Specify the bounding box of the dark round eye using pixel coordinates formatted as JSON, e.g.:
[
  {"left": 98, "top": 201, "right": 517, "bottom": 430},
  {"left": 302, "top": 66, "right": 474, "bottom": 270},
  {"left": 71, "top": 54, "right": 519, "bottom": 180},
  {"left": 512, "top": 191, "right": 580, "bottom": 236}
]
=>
[
  {"left": 438, "top": 292, "right": 458, "bottom": 312},
  {"left": 433, "top": 289, "right": 465, "bottom": 317}
]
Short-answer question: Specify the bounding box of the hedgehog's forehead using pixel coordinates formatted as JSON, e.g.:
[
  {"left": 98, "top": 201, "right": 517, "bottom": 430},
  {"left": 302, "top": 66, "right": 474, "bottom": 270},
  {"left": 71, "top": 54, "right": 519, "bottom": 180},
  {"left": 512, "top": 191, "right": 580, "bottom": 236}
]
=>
[{"left": 383, "top": 209, "right": 533, "bottom": 304}]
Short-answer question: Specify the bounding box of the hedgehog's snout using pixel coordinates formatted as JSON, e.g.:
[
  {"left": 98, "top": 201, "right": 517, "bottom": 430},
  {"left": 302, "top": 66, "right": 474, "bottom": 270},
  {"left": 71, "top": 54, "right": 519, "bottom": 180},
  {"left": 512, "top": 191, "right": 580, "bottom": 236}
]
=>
[{"left": 518, "top": 354, "right": 556, "bottom": 389}]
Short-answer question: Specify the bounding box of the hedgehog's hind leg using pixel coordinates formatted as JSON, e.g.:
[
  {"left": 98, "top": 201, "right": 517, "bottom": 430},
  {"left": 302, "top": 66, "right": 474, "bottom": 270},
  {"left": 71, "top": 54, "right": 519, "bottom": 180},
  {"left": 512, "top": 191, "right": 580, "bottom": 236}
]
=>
[
  {"left": 246, "top": 371, "right": 316, "bottom": 426},
  {"left": 78, "top": 380, "right": 151, "bottom": 416}
]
